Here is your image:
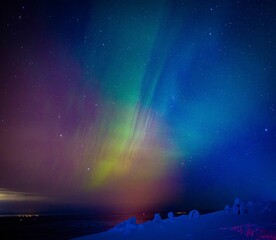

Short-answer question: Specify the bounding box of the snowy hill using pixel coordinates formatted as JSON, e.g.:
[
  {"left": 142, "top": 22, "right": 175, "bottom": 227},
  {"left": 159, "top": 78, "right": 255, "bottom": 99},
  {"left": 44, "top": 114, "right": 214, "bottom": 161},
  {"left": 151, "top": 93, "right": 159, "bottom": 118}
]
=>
[{"left": 72, "top": 200, "right": 276, "bottom": 240}]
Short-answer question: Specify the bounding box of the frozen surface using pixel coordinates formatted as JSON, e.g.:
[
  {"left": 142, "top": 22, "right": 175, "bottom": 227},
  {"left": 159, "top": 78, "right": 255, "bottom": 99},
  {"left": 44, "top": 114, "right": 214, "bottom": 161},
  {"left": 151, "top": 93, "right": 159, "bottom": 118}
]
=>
[{"left": 72, "top": 200, "right": 276, "bottom": 240}]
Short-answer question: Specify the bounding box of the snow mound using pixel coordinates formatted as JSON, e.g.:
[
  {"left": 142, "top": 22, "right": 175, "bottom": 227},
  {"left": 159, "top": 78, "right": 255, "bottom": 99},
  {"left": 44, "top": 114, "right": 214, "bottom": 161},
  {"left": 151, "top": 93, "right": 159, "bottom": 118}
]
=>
[
  {"left": 113, "top": 217, "right": 137, "bottom": 234},
  {"left": 188, "top": 210, "right": 200, "bottom": 219},
  {"left": 167, "top": 212, "right": 174, "bottom": 221},
  {"left": 153, "top": 213, "right": 162, "bottom": 223},
  {"left": 233, "top": 197, "right": 248, "bottom": 215}
]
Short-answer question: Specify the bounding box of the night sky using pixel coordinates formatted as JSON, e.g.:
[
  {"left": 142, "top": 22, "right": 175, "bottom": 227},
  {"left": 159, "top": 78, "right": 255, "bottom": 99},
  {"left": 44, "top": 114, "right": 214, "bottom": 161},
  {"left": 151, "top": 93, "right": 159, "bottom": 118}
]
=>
[{"left": 0, "top": 0, "right": 275, "bottom": 214}]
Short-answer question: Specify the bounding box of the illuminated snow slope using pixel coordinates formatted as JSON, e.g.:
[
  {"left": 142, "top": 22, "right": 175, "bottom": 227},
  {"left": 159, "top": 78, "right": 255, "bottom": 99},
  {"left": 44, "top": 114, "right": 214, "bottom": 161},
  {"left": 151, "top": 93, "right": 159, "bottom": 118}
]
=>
[{"left": 73, "top": 200, "right": 276, "bottom": 240}]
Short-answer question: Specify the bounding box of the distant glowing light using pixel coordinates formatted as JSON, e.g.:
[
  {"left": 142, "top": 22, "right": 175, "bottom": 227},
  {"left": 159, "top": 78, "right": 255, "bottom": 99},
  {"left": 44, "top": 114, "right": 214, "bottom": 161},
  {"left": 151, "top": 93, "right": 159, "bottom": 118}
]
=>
[{"left": 0, "top": 189, "right": 46, "bottom": 201}]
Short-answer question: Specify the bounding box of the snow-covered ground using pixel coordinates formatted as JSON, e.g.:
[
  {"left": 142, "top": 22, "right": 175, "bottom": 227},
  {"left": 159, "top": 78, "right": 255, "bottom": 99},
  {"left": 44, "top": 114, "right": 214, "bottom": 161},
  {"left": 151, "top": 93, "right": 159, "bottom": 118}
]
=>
[{"left": 73, "top": 199, "right": 276, "bottom": 240}]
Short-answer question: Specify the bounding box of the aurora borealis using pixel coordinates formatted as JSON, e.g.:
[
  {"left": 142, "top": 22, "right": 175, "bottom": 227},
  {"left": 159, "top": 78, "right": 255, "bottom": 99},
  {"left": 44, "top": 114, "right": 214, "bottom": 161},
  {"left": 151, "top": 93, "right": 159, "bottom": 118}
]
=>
[{"left": 0, "top": 0, "right": 275, "bottom": 213}]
